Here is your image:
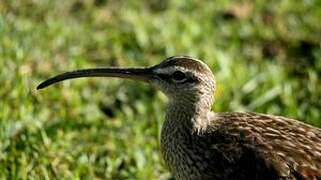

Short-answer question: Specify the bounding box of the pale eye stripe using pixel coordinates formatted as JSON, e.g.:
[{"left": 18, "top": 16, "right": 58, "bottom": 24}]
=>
[{"left": 153, "top": 66, "right": 176, "bottom": 74}]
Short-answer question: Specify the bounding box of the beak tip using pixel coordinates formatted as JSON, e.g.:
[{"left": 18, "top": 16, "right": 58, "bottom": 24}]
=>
[{"left": 37, "top": 83, "right": 45, "bottom": 90}]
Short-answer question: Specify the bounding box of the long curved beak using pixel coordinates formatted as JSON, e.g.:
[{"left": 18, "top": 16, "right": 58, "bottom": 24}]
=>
[{"left": 37, "top": 67, "right": 155, "bottom": 90}]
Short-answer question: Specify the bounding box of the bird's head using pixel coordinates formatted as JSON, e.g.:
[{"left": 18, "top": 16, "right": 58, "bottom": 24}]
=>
[
  {"left": 149, "top": 56, "right": 215, "bottom": 106},
  {"left": 38, "top": 56, "right": 216, "bottom": 107}
]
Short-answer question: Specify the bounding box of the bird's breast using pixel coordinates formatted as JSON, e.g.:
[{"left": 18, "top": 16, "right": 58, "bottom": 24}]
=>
[{"left": 160, "top": 117, "right": 213, "bottom": 179}]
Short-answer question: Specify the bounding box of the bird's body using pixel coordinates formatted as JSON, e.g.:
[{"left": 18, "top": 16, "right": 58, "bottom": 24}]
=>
[
  {"left": 38, "top": 56, "right": 321, "bottom": 179},
  {"left": 161, "top": 111, "right": 321, "bottom": 179}
]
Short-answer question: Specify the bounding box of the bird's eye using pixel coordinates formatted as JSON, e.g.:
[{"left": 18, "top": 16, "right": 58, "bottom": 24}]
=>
[{"left": 171, "top": 71, "right": 187, "bottom": 82}]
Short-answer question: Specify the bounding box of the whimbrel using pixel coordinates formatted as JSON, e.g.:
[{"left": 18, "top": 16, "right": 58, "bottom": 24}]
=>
[{"left": 38, "top": 56, "right": 321, "bottom": 179}]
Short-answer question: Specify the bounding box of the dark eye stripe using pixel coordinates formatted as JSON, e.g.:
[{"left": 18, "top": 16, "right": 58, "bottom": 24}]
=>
[
  {"left": 156, "top": 73, "right": 198, "bottom": 84},
  {"left": 185, "top": 76, "right": 198, "bottom": 83},
  {"left": 156, "top": 74, "right": 171, "bottom": 82}
]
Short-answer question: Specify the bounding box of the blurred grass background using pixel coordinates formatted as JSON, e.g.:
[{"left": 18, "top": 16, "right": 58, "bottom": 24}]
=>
[{"left": 0, "top": 0, "right": 321, "bottom": 179}]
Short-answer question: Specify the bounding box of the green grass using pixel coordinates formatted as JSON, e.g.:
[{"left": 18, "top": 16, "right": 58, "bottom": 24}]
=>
[{"left": 1, "top": 0, "right": 321, "bottom": 179}]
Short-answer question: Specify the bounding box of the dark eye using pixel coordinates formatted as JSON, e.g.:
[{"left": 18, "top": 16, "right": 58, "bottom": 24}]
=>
[{"left": 171, "top": 71, "right": 187, "bottom": 82}]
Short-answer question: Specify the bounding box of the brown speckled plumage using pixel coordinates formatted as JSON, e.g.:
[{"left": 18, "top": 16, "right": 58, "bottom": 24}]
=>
[
  {"left": 38, "top": 56, "right": 321, "bottom": 180},
  {"left": 162, "top": 110, "right": 321, "bottom": 179}
]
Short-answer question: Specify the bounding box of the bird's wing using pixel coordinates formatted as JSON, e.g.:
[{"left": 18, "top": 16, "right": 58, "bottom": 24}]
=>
[{"left": 207, "top": 112, "right": 321, "bottom": 179}]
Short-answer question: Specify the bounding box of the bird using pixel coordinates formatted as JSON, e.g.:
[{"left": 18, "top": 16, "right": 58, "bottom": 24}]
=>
[{"left": 37, "top": 56, "right": 321, "bottom": 180}]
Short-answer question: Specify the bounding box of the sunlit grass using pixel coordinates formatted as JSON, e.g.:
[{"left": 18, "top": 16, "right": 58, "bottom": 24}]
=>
[{"left": 0, "top": 0, "right": 320, "bottom": 179}]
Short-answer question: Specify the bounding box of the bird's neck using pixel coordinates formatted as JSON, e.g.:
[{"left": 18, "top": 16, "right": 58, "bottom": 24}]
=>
[{"left": 165, "top": 98, "right": 214, "bottom": 134}]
